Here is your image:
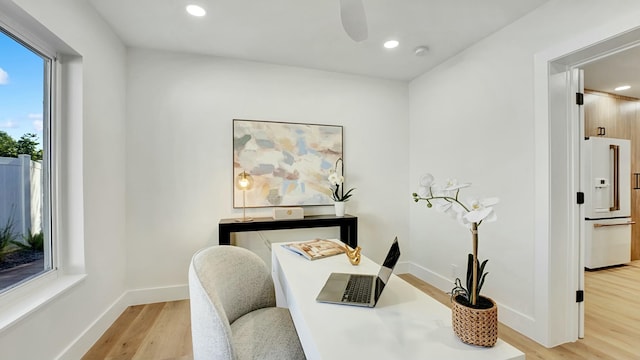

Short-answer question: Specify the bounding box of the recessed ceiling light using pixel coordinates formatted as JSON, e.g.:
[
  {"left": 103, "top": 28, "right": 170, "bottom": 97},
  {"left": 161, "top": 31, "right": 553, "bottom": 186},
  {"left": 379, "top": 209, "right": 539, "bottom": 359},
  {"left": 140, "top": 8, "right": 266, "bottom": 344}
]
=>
[
  {"left": 384, "top": 40, "right": 399, "bottom": 49},
  {"left": 186, "top": 4, "right": 206, "bottom": 17},
  {"left": 615, "top": 85, "right": 631, "bottom": 91}
]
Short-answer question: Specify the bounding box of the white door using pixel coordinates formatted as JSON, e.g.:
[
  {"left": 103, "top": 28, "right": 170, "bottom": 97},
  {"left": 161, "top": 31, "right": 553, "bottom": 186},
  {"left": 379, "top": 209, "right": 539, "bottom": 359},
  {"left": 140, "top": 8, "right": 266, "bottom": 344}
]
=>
[
  {"left": 548, "top": 67, "right": 584, "bottom": 340},
  {"left": 574, "top": 68, "right": 585, "bottom": 339}
]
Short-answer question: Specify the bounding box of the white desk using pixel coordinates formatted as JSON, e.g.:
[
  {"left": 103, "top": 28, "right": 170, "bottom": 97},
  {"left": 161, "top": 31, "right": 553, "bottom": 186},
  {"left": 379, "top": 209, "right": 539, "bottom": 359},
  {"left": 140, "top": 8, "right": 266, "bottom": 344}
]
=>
[{"left": 271, "top": 241, "right": 525, "bottom": 360}]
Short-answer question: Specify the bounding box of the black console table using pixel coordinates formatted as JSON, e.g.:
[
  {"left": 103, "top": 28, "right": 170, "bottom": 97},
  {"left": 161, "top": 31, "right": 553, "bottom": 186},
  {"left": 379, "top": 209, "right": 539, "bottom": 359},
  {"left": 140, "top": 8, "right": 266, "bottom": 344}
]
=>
[{"left": 218, "top": 214, "right": 358, "bottom": 248}]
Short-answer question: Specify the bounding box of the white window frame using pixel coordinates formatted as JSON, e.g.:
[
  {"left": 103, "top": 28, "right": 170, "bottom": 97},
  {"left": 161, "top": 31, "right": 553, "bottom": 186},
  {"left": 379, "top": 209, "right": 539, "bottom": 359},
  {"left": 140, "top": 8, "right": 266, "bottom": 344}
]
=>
[
  {"left": 0, "top": 25, "right": 55, "bottom": 289},
  {"left": 0, "top": 1, "right": 86, "bottom": 331}
]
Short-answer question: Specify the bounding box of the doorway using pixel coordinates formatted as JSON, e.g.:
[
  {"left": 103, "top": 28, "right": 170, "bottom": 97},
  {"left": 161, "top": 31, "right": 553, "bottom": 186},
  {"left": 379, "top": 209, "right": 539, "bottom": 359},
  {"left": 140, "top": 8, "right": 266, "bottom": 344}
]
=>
[
  {"left": 581, "top": 48, "right": 640, "bottom": 265},
  {"left": 541, "top": 24, "right": 640, "bottom": 344},
  {"left": 577, "top": 47, "right": 640, "bottom": 341}
]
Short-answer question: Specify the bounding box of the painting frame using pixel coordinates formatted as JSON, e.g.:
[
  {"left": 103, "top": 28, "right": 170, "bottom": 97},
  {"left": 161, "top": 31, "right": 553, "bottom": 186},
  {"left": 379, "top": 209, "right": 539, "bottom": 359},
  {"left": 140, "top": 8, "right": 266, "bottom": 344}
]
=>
[{"left": 233, "top": 119, "right": 343, "bottom": 208}]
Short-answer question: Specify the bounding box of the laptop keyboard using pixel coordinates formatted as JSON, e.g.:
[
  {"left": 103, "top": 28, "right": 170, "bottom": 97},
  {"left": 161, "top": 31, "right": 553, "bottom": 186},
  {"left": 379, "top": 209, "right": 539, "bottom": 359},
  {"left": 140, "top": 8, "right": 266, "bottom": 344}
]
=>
[{"left": 342, "top": 275, "right": 372, "bottom": 303}]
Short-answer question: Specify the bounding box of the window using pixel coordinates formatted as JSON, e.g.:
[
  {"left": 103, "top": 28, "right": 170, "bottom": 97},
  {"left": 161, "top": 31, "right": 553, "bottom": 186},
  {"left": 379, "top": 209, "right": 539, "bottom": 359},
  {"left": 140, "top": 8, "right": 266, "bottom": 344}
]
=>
[{"left": 0, "top": 27, "right": 53, "bottom": 293}]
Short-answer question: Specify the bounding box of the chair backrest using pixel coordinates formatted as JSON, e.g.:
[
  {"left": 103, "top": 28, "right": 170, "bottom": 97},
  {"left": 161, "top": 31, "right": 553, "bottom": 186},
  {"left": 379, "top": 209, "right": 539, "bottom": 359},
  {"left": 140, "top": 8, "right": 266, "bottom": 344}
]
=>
[{"left": 189, "top": 245, "right": 276, "bottom": 360}]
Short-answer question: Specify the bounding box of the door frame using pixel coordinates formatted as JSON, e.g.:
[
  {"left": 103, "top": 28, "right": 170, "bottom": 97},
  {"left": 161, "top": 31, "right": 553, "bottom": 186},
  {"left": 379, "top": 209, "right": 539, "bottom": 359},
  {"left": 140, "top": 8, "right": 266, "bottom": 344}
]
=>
[{"left": 534, "top": 21, "right": 640, "bottom": 346}]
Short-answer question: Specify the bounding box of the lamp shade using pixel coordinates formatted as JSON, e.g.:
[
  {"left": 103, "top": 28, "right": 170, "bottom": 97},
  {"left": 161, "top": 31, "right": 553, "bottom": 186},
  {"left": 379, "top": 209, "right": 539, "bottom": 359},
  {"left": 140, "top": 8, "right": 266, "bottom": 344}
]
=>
[{"left": 235, "top": 171, "right": 254, "bottom": 190}]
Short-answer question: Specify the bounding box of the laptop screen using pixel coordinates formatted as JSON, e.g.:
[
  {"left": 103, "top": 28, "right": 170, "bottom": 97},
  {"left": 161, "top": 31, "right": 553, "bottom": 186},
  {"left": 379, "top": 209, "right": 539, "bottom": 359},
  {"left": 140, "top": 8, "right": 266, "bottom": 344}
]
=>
[{"left": 374, "top": 237, "right": 401, "bottom": 301}]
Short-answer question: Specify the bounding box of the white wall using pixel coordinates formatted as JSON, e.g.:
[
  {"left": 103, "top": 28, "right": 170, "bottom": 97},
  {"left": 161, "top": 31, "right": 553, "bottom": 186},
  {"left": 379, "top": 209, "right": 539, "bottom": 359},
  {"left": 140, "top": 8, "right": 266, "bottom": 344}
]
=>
[
  {"left": 408, "top": 0, "right": 640, "bottom": 347},
  {"left": 9, "top": 0, "right": 640, "bottom": 356},
  {"left": 0, "top": 6, "right": 409, "bottom": 357},
  {"left": 0, "top": 0, "right": 127, "bottom": 359},
  {"left": 125, "top": 49, "right": 410, "bottom": 290}
]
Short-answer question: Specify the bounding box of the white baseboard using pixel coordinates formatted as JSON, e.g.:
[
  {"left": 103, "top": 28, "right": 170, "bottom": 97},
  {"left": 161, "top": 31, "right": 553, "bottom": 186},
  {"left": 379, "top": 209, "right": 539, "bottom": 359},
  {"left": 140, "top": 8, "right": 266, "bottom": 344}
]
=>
[
  {"left": 406, "top": 261, "right": 455, "bottom": 291},
  {"left": 55, "top": 292, "right": 129, "bottom": 360},
  {"left": 394, "top": 260, "right": 410, "bottom": 274},
  {"left": 405, "top": 261, "right": 535, "bottom": 340},
  {"left": 56, "top": 284, "right": 189, "bottom": 360},
  {"left": 125, "top": 284, "right": 189, "bottom": 306}
]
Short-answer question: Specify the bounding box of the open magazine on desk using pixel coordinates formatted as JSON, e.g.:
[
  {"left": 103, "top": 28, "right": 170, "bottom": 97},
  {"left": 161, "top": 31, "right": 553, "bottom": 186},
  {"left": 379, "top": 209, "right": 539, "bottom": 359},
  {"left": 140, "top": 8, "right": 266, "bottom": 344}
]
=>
[{"left": 281, "top": 239, "right": 345, "bottom": 260}]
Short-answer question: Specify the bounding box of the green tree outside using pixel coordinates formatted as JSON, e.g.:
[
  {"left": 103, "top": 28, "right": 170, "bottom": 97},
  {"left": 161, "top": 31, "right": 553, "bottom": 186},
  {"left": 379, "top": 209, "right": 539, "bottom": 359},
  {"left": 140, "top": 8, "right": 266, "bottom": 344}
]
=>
[
  {"left": 0, "top": 131, "right": 42, "bottom": 161},
  {"left": 0, "top": 131, "right": 17, "bottom": 158}
]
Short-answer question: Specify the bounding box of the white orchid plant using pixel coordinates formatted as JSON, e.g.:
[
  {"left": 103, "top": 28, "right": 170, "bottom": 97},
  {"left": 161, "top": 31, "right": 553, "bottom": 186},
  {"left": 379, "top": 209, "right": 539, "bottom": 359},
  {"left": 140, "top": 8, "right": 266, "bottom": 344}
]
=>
[
  {"left": 328, "top": 158, "right": 355, "bottom": 202},
  {"left": 412, "top": 173, "right": 498, "bottom": 308}
]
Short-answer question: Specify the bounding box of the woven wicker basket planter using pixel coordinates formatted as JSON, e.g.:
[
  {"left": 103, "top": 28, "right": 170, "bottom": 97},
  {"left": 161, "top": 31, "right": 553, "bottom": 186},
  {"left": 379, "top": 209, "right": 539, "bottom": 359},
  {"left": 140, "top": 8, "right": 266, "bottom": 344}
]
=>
[{"left": 451, "top": 295, "right": 498, "bottom": 347}]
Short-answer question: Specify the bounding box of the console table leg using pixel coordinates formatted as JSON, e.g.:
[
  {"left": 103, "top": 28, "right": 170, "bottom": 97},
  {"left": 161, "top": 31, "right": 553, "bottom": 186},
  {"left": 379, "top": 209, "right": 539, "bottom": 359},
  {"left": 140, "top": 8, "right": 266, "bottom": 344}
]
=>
[
  {"left": 340, "top": 224, "right": 357, "bottom": 248},
  {"left": 219, "top": 227, "right": 231, "bottom": 246}
]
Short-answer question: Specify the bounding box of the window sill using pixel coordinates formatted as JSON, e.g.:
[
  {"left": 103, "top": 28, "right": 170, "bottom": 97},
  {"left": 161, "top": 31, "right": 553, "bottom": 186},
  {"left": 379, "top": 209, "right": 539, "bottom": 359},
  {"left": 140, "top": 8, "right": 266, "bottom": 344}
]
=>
[{"left": 0, "top": 271, "right": 86, "bottom": 332}]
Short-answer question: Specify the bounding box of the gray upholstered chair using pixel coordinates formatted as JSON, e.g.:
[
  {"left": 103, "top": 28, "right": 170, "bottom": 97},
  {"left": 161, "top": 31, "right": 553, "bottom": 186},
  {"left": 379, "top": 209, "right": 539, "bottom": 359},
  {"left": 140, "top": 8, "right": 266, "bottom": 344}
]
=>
[{"left": 188, "top": 245, "right": 306, "bottom": 360}]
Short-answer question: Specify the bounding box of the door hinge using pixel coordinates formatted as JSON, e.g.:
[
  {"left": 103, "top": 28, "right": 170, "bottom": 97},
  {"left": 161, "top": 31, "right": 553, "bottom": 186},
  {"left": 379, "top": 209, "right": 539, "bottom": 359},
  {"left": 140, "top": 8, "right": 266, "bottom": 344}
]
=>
[
  {"left": 577, "top": 192, "right": 584, "bottom": 204},
  {"left": 576, "top": 92, "right": 584, "bottom": 105},
  {"left": 576, "top": 290, "right": 584, "bottom": 303}
]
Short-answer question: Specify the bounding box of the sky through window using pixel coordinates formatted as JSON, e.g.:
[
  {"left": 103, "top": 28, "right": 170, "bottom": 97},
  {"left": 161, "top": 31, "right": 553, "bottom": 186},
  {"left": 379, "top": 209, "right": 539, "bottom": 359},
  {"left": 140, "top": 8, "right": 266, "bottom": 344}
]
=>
[{"left": 0, "top": 31, "right": 44, "bottom": 144}]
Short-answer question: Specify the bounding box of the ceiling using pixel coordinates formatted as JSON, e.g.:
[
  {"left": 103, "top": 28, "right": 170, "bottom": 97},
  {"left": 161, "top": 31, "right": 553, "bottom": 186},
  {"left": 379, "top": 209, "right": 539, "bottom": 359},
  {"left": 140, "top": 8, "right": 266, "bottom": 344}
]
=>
[
  {"left": 86, "top": 0, "right": 550, "bottom": 81},
  {"left": 583, "top": 45, "right": 640, "bottom": 99}
]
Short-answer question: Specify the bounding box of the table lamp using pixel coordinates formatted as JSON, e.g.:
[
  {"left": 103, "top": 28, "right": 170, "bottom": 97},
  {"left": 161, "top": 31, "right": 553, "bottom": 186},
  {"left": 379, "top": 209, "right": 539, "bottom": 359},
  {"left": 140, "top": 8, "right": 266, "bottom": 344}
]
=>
[{"left": 235, "top": 171, "right": 254, "bottom": 222}]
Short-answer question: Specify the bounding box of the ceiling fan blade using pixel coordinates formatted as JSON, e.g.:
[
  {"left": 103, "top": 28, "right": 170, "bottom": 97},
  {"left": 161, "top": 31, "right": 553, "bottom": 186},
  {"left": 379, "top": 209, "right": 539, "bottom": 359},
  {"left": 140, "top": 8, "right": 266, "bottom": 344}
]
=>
[{"left": 340, "top": 0, "right": 368, "bottom": 42}]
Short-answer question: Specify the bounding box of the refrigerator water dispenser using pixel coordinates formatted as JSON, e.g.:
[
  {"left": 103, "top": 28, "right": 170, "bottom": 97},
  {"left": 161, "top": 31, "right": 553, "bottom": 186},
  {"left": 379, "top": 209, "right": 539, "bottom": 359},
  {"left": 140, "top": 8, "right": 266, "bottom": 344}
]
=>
[{"left": 593, "top": 177, "right": 610, "bottom": 213}]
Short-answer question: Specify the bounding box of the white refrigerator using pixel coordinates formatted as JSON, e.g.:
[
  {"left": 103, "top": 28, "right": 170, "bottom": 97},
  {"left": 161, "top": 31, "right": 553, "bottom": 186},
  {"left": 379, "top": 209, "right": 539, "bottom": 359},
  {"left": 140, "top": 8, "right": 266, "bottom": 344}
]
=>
[{"left": 582, "top": 137, "right": 633, "bottom": 269}]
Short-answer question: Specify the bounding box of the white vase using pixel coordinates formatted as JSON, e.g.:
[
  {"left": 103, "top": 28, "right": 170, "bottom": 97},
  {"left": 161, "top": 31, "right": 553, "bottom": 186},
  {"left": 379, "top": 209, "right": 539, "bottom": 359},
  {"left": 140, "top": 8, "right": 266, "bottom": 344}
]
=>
[{"left": 334, "top": 202, "right": 345, "bottom": 217}]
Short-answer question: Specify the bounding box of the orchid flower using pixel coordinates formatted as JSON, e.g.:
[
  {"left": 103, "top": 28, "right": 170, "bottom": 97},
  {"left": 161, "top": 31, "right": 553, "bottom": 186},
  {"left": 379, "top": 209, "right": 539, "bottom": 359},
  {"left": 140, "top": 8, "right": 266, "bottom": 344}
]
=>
[
  {"left": 443, "top": 178, "right": 471, "bottom": 191},
  {"left": 463, "top": 198, "right": 499, "bottom": 224},
  {"left": 416, "top": 174, "right": 434, "bottom": 198},
  {"left": 328, "top": 158, "right": 355, "bottom": 202},
  {"left": 412, "top": 173, "right": 498, "bottom": 228},
  {"left": 328, "top": 172, "right": 343, "bottom": 186},
  {"left": 411, "top": 173, "right": 499, "bottom": 307}
]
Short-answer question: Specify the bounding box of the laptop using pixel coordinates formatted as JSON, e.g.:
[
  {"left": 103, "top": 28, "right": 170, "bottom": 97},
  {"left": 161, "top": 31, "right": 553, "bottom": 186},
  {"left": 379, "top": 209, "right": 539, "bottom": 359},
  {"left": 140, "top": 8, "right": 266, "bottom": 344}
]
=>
[{"left": 316, "top": 237, "right": 401, "bottom": 307}]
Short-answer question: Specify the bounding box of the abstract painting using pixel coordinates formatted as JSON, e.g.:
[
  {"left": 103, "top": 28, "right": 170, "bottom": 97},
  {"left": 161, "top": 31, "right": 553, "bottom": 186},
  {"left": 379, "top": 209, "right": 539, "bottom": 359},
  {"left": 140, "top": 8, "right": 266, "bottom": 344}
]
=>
[{"left": 233, "top": 119, "right": 343, "bottom": 207}]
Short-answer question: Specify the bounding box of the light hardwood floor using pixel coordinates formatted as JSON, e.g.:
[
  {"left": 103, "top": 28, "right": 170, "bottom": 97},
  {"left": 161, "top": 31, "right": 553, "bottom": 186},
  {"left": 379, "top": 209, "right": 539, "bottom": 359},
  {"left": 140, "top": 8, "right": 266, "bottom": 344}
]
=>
[{"left": 83, "top": 262, "right": 640, "bottom": 360}]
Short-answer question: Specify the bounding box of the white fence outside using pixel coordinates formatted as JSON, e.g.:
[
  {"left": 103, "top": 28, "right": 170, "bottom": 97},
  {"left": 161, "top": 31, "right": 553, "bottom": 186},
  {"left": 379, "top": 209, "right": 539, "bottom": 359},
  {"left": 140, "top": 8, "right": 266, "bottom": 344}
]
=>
[{"left": 0, "top": 155, "right": 42, "bottom": 243}]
